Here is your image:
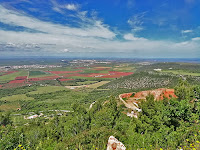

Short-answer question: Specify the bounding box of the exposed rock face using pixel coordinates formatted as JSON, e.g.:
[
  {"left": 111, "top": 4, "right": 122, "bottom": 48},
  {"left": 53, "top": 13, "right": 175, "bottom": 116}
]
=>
[
  {"left": 107, "top": 136, "right": 126, "bottom": 150},
  {"left": 119, "top": 88, "right": 177, "bottom": 118},
  {"left": 120, "top": 88, "right": 177, "bottom": 101},
  {"left": 133, "top": 88, "right": 177, "bottom": 100}
]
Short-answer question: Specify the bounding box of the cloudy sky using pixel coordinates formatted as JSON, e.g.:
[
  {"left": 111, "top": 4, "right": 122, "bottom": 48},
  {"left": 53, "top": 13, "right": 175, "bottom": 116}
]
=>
[{"left": 0, "top": 0, "right": 200, "bottom": 58}]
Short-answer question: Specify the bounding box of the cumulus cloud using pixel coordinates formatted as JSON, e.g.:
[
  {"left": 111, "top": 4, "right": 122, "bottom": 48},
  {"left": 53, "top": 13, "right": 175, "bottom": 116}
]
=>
[
  {"left": 124, "top": 33, "right": 147, "bottom": 41},
  {"left": 65, "top": 4, "right": 78, "bottom": 11},
  {"left": 0, "top": 5, "right": 199, "bottom": 58},
  {"left": 63, "top": 48, "right": 70, "bottom": 52}
]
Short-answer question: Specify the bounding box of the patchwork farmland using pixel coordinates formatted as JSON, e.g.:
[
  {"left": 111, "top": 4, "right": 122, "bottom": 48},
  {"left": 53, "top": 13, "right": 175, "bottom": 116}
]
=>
[{"left": 0, "top": 64, "right": 134, "bottom": 89}]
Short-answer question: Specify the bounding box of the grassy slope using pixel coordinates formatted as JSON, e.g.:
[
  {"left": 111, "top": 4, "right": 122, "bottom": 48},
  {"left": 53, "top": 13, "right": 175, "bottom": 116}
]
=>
[
  {"left": 88, "top": 81, "right": 110, "bottom": 88},
  {"left": 99, "top": 72, "right": 179, "bottom": 90},
  {"left": 162, "top": 70, "right": 200, "bottom": 76},
  {"left": 0, "top": 94, "right": 34, "bottom": 101},
  {"left": 77, "top": 81, "right": 98, "bottom": 85},
  {"left": 0, "top": 86, "right": 67, "bottom": 111},
  {"left": 28, "top": 86, "right": 67, "bottom": 94}
]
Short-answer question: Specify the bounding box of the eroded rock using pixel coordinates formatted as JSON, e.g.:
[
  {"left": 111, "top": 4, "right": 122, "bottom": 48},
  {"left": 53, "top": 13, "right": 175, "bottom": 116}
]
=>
[{"left": 107, "top": 136, "right": 126, "bottom": 150}]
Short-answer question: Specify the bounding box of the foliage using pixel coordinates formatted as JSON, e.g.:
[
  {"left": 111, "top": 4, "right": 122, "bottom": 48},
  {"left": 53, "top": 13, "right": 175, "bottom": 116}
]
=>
[{"left": 1, "top": 67, "right": 200, "bottom": 149}]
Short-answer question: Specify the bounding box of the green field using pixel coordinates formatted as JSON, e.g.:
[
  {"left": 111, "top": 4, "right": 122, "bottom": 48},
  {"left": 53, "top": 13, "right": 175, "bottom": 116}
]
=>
[
  {"left": 28, "top": 86, "right": 68, "bottom": 95},
  {"left": 0, "top": 86, "right": 68, "bottom": 111},
  {"left": 82, "top": 69, "right": 109, "bottom": 74},
  {"left": 29, "top": 71, "right": 51, "bottom": 78},
  {"left": 69, "top": 75, "right": 114, "bottom": 81},
  {"left": 77, "top": 81, "right": 98, "bottom": 85},
  {"left": 88, "top": 81, "right": 110, "bottom": 88},
  {"left": 0, "top": 71, "right": 28, "bottom": 83},
  {"left": 0, "top": 94, "right": 34, "bottom": 102},
  {"left": 0, "top": 101, "right": 20, "bottom": 111},
  {"left": 0, "top": 72, "right": 5, "bottom": 75},
  {"left": 0, "top": 86, "right": 81, "bottom": 111},
  {"left": 65, "top": 81, "right": 110, "bottom": 89},
  {"left": 162, "top": 70, "right": 200, "bottom": 76}
]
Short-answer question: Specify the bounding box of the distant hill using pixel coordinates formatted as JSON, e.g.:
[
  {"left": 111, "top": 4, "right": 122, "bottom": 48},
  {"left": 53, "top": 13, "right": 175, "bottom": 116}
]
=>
[{"left": 99, "top": 71, "right": 200, "bottom": 91}]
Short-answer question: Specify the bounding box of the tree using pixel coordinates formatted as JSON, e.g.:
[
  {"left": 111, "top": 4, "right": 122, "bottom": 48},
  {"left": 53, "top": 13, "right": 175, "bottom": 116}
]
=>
[
  {"left": 175, "top": 78, "right": 193, "bottom": 101},
  {"left": 0, "top": 112, "right": 12, "bottom": 126}
]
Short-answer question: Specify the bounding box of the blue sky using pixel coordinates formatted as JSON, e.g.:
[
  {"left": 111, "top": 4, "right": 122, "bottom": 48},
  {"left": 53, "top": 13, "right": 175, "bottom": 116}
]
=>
[{"left": 0, "top": 0, "right": 200, "bottom": 58}]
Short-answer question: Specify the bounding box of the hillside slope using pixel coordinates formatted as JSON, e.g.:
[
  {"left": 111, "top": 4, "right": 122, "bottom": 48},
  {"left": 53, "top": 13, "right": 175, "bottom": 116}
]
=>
[{"left": 100, "top": 71, "right": 200, "bottom": 90}]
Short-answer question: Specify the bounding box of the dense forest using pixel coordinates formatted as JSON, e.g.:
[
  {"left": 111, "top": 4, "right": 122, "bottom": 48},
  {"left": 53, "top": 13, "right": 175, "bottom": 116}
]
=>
[{"left": 1, "top": 79, "right": 200, "bottom": 150}]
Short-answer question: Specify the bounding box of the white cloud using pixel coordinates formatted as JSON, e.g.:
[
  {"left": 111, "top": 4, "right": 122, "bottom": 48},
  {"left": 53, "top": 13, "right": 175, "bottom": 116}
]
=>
[
  {"left": 127, "top": 12, "right": 147, "bottom": 32},
  {"left": 65, "top": 4, "right": 78, "bottom": 11},
  {"left": 0, "top": 5, "right": 199, "bottom": 58},
  {"left": 181, "top": 30, "right": 193, "bottom": 33},
  {"left": 51, "top": 1, "right": 79, "bottom": 13},
  {"left": 192, "top": 37, "right": 200, "bottom": 41},
  {"left": 0, "top": 5, "right": 115, "bottom": 39},
  {"left": 63, "top": 48, "right": 70, "bottom": 52},
  {"left": 124, "top": 33, "right": 147, "bottom": 41}
]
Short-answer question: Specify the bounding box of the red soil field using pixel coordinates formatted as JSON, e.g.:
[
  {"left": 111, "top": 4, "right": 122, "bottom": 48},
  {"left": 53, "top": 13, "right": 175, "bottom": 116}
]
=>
[
  {"left": 0, "top": 85, "right": 3, "bottom": 88},
  {"left": 8, "top": 79, "right": 26, "bottom": 84},
  {"left": 28, "top": 75, "right": 60, "bottom": 81},
  {"left": 4, "top": 83, "right": 27, "bottom": 88},
  {"left": 45, "top": 70, "right": 82, "bottom": 74},
  {"left": 58, "top": 79, "right": 74, "bottom": 82},
  {"left": 62, "top": 73, "right": 104, "bottom": 78},
  {"left": 15, "top": 76, "right": 27, "bottom": 80},
  {"left": 100, "top": 71, "right": 133, "bottom": 78},
  {"left": 62, "top": 71, "right": 133, "bottom": 78}
]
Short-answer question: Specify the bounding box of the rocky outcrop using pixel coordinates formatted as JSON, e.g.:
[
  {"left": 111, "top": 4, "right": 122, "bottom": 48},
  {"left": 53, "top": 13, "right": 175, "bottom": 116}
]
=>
[
  {"left": 120, "top": 88, "right": 177, "bottom": 101},
  {"left": 107, "top": 136, "right": 126, "bottom": 150},
  {"left": 119, "top": 88, "right": 177, "bottom": 118}
]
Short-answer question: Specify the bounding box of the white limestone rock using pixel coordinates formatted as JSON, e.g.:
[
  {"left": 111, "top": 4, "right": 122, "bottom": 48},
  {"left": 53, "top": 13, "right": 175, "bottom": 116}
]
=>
[{"left": 107, "top": 136, "right": 126, "bottom": 150}]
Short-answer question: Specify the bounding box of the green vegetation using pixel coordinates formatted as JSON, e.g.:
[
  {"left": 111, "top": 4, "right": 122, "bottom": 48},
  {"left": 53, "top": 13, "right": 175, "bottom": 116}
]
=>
[
  {"left": 1, "top": 61, "right": 200, "bottom": 149},
  {"left": 69, "top": 75, "right": 112, "bottom": 81},
  {"left": 100, "top": 72, "right": 179, "bottom": 90},
  {"left": 29, "top": 71, "right": 51, "bottom": 77},
  {"left": 0, "top": 94, "right": 34, "bottom": 102},
  {"left": 1, "top": 80, "right": 200, "bottom": 149},
  {"left": 162, "top": 69, "right": 200, "bottom": 76},
  {"left": 136, "top": 62, "right": 200, "bottom": 73},
  {"left": 0, "top": 86, "right": 37, "bottom": 98},
  {"left": 0, "top": 71, "right": 28, "bottom": 83},
  {"left": 0, "top": 101, "right": 20, "bottom": 111},
  {"left": 76, "top": 80, "right": 98, "bottom": 85},
  {"left": 81, "top": 69, "right": 109, "bottom": 74},
  {"left": 88, "top": 81, "right": 110, "bottom": 88},
  {"left": 28, "top": 86, "right": 67, "bottom": 94},
  {"left": 113, "top": 64, "right": 135, "bottom": 72}
]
